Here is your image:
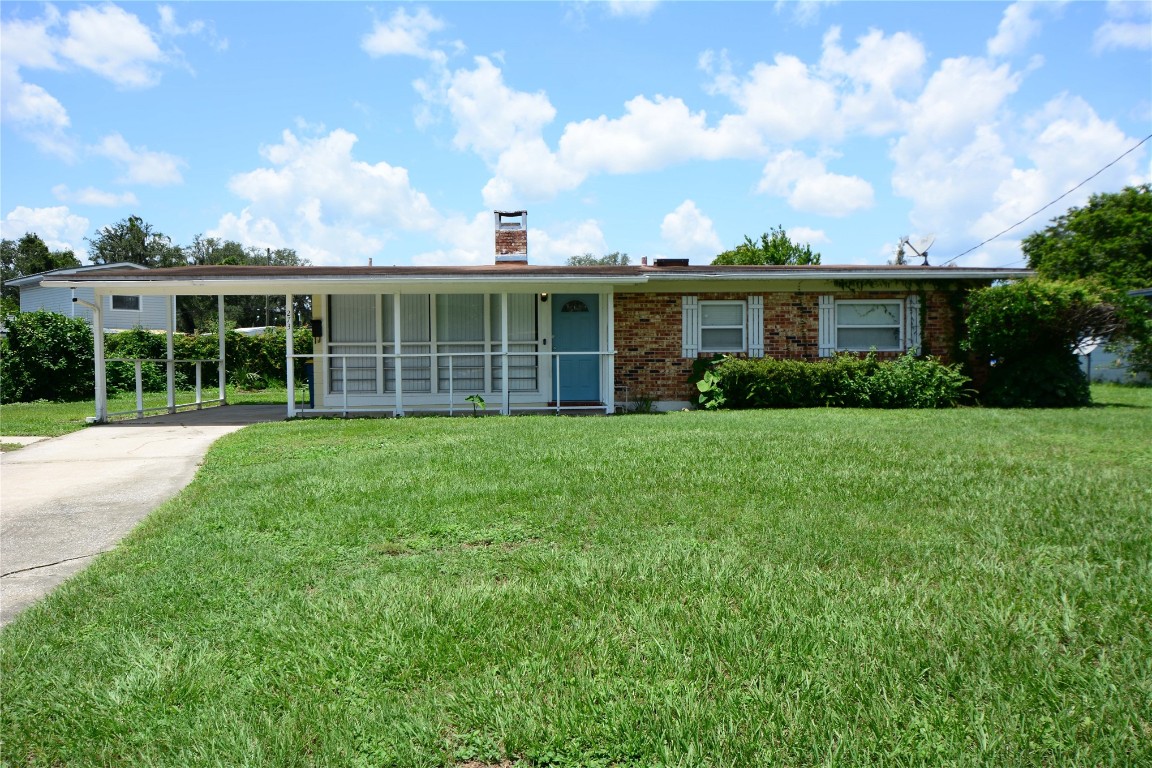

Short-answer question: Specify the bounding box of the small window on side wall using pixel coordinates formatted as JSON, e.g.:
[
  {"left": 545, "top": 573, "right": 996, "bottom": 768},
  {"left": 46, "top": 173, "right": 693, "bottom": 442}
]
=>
[
  {"left": 699, "top": 301, "right": 746, "bottom": 353},
  {"left": 111, "top": 295, "right": 141, "bottom": 311}
]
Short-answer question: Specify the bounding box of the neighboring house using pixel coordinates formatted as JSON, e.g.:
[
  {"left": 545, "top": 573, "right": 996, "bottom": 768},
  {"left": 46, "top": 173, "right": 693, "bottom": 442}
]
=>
[
  {"left": 1078, "top": 287, "right": 1152, "bottom": 383},
  {"left": 8, "top": 263, "right": 169, "bottom": 331},
  {"left": 48, "top": 212, "right": 1032, "bottom": 418}
]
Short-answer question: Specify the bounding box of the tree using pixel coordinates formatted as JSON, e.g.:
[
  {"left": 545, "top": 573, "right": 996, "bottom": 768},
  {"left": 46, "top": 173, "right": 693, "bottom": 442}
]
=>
[
  {"left": 1023, "top": 184, "right": 1152, "bottom": 291},
  {"left": 567, "top": 251, "right": 630, "bottom": 266},
  {"left": 175, "top": 236, "right": 311, "bottom": 332},
  {"left": 712, "top": 226, "right": 821, "bottom": 266},
  {"left": 1, "top": 233, "right": 81, "bottom": 312},
  {"left": 87, "top": 215, "right": 185, "bottom": 268},
  {"left": 964, "top": 278, "right": 1147, "bottom": 406}
]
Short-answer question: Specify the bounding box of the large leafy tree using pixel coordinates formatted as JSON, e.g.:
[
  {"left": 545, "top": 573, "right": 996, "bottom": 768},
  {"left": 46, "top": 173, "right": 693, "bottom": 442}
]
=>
[
  {"left": 1, "top": 233, "right": 81, "bottom": 314},
  {"left": 1023, "top": 184, "right": 1152, "bottom": 291},
  {"left": 87, "top": 215, "right": 185, "bottom": 268},
  {"left": 567, "top": 251, "right": 630, "bottom": 266},
  {"left": 712, "top": 226, "right": 821, "bottom": 266}
]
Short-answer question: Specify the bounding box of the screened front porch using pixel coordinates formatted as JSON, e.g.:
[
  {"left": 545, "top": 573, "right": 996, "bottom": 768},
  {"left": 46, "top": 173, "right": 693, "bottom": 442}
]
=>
[{"left": 303, "top": 291, "right": 617, "bottom": 415}]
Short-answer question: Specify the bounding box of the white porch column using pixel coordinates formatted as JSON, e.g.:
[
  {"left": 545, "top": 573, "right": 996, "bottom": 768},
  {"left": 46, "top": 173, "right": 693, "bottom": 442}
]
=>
[
  {"left": 93, "top": 292, "right": 107, "bottom": 423},
  {"left": 166, "top": 295, "right": 176, "bottom": 414},
  {"left": 501, "top": 292, "right": 509, "bottom": 415},
  {"left": 605, "top": 291, "right": 615, "bottom": 414},
  {"left": 393, "top": 291, "right": 404, "bottom": 416},
  {"left": 217, "top": 294, "right": 227, "bottom": 404},
  {"left": 286, "top": 293, "right": 296, "bottom": 418}
]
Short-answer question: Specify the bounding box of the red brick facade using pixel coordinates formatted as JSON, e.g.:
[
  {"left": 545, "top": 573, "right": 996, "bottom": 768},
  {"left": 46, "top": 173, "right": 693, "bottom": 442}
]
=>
[{"left": 613, "top": 290, "right": 963, "bottom": 402}]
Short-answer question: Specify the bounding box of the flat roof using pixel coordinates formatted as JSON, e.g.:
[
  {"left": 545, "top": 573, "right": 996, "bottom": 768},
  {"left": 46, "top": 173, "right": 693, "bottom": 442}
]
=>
[{"left": 42, "top": 263, "right": 1033, "bottom": 295}]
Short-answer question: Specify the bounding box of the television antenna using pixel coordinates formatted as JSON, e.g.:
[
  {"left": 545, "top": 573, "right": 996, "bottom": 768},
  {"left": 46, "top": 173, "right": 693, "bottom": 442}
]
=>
[{"left": 896, "top": 234, "right": 935, "bottom": 266}]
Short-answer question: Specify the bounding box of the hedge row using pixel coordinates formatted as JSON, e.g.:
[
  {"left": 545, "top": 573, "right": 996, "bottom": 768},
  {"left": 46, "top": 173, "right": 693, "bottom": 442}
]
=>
[
  {"left": 1, "top": 311, "right": 312, "bottom": 404},
  {"left": 694, "top": 352, "right": 971, "bottom": 410}
]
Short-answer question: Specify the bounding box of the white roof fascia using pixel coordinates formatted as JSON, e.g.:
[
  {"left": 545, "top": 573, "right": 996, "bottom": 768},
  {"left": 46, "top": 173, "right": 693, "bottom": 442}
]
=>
[
  {"left": 41, "top": 274, "right": 650, "bottom": 295},
  {"left": 642, "top": 268, "right": 1033, "bottom": 282}
]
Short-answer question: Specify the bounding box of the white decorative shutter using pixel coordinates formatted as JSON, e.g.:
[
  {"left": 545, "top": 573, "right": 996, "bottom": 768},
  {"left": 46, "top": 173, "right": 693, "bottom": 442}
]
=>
[
  {"left": 747, "top": 295, "right": 764, "bottom": 357},
  {"left": 818, "top": 295, "right": 836, "bottom": 357},
  {"left": 681, "top": 296, "right": 698, "bottom": 358},
  {"left": 906, "top": 295, "right": 921, "bottom": 354}
]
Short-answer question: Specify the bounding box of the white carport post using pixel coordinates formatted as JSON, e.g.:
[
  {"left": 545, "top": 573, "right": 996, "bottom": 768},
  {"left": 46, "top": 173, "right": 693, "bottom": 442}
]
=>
[
  {"left": 92, "top": 292, "right": 108, "bottom": 423},
  {"left": 501, "top": 292, "right": 510, "bottom": 415},
  {"left": 605, "top": 291, "right": 615, "bottom": 414},
  {"left": 166, "top": 295, "right": 176, "bottom": 414},
  {"left": 286, "top": 292, "right": 296, "bottom": 418},
  {"left": 217, "top": 295, "right": 227, "bottom": 404}
]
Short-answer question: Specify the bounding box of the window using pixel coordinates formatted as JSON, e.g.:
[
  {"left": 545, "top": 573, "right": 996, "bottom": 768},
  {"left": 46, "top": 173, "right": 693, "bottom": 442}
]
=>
[
  {"left": 835, "top": 301, "right": 902, "bottom": 351},
  {"left": 699, "top": 301, "right": 746, "bottom": 352},
  {"left": 111, "top": 295, "right": 141, "bottom": 311},
  {"left": 681, "top": 296, "right": 763, "bottom": 357}
]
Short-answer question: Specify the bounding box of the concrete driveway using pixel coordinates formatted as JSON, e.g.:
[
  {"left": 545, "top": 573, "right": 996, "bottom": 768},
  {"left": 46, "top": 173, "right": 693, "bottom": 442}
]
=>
[{"left": 0, "top": 405, "right": 284, "bottom": 627}]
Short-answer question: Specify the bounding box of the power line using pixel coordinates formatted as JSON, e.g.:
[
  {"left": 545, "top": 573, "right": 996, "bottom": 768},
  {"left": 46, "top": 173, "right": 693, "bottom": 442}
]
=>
[{"left": 940, "top": 132, "right": 1152, "bottom": 266}]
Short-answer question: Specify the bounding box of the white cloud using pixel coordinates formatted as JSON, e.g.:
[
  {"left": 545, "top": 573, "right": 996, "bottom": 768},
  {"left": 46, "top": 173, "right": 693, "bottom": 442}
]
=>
[
  {"left": 758, "top": 150, "right": 874, "bottom": 217},
  {"left": 528, "top": 219, "right": 609, "bottom": 265},
  {"left": 972, "top": 94, "right": 1148, "bottom": 240},
  {"left": 93, "top": 134, "right": 186, "bottom": 186},
  {"left": 362, "top": 7, "right": 448, "bottom": 63},
  {"left": 58, "top": 4, "right": 166, "bottom": 89},
  {"left": 216, "top": 128, "right": 443, "bottom": 265},
  {"left": 987, "top": 2, "right": 1041, "bottom": 58},
  {"left": 1, "top": 206, "right": 90, "bottom": 253},
  {"left": 559, "top": 94, "right": 760, "bottom": 175},
  {"left": 1093, "top": 1, "right": 1152, "bottom": 52},
  {"left": 607, "top": 1, "right": 660, "bottom": 19},
  {"left": 52, "top": 185, "right": 139, "bottom": 207},
  {"left": 819, "top": 27, "right": 925, "bottom": 135},
  {"left": 660, "top": 200, "right": 722, "bottom": 257},
  {"left": 889, "top": 55, "right": 1024, "bottom": 237},
  {"left": 787, "top": 226, "right": 829, "bottom": 246},
  {"left": 710, "top": 53, "right": 842, "bottom": 143},
  {"left": 0, "top": 68, "right": 69, "bottom": 130},
  {"left": 158, "top": 5, "right": 204, "bottom": 37},
  {"left": 775, "top": 0, "right": 837, "bottom": 27},
  {"left": 442, "top": 56, "right": 555, "bottom": 157}
]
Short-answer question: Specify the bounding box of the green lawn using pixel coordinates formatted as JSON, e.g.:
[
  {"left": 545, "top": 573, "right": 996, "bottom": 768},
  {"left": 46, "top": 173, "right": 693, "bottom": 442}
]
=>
[
  {"left": 2, "top": 388, "right": 1150, "bottom": 766},
  {"left": 0, "top": 386, "right": 295, "bottom": 438}
]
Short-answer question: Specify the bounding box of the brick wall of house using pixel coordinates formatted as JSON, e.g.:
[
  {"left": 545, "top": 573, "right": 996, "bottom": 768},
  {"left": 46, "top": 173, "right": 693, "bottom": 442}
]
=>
[{"left": 613, "top": 289, "right": 964, "bottom": 402}]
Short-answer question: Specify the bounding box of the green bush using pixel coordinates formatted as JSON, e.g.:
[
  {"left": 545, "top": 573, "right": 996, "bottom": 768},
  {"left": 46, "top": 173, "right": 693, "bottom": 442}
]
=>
[
  {"left": 0, "top": 311, "right": 95, "bottom": 403},
  {"left": 1, "top": 318, "right": 314, "bottom": 404},
  {"left": 964, "top": 279, "right": 1136, "bottom": 407},
  {"left": 695, "top": 352, "right": 970, "bottom": 410}
]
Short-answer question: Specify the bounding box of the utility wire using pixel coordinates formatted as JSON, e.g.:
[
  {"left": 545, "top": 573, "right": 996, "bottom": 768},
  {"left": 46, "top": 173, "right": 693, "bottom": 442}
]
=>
[{"left": 940, "top": 132, "right": 1152, "bottom": 267}]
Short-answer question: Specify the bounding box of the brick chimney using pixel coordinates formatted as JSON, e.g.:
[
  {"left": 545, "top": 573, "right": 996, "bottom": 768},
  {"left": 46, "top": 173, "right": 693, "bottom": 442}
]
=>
[{"left": 494, "top": 210, "right": 528, "bottom": 264}]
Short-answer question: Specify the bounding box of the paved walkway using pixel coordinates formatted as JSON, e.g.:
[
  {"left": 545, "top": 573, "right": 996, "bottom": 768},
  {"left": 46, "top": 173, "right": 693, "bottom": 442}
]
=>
[{"left": 0, "top": 405, "right": 284, "bottom": 627}]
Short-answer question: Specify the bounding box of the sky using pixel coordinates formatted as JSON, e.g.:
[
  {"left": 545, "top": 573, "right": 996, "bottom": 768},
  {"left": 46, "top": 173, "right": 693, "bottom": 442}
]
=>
[{"left": 1, "top": 1, "right": 1150, "bottom": 269}]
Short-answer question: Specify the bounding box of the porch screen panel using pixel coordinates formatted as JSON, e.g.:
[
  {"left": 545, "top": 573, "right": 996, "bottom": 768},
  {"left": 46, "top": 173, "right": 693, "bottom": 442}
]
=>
[
  {"left": 381, "top": 295, "right": 432, "bottom": 393},
  {"left": 328, "top": 295, "right": 377, "bottom": 394},
  {"left": 490, "top": 294, "right": 539, "bottom": 392},
  {"left": 437, "top": 294, "right": 485, "bottom": 393}
]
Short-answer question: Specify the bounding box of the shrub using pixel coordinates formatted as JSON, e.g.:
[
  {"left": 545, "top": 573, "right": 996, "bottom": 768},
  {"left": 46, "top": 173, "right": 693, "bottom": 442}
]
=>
[
  {"left": 964, "top": 279, "right": 1137, "bottom": 407},
  {"left": 0, "top": 320, "right": 314, "bottom": 404},
  {"left": 0, "top": 311, "right": 95, "bottom": 403},
  {"left": 695, "top": 352, "right": 969, "bottom": 410}
]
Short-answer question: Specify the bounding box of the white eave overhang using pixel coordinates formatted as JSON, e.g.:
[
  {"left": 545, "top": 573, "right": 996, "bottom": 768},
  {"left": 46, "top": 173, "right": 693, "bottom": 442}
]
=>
[{"left": 43, "top": 267, "right": 1032, "bottom": 295}]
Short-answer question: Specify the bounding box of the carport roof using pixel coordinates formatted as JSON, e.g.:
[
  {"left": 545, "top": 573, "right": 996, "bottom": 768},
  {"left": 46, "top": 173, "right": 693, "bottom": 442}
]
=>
[{"left": 43, "top": 263, "right": 1032, "bottom": 295}]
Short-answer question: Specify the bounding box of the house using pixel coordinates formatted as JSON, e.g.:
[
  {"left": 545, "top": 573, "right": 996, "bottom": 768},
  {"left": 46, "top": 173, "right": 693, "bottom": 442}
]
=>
[
  {"left": 46, "top": 211, "right": 1031, "bottom": 420},
  {"left": 8, "top": 263, "right": 170, "bottom": 332},
  {"left": 1077, "top": 287, "right": 1152, "bottom": 383}
]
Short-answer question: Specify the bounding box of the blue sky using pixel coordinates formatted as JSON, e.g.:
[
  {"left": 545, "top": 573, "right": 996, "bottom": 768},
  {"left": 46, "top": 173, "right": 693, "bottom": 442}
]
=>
[{"left": 1, "top": 1, "right": 1149, "bottom": 268}]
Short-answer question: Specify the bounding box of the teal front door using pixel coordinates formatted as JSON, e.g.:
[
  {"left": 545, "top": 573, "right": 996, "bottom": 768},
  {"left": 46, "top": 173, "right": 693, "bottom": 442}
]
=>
[{"left": 552, "top": 294, "right": 600, "bottom": 402}]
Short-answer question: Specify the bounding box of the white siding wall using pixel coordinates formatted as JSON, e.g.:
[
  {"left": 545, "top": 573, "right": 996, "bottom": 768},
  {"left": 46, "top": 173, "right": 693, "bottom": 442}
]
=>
[{"left": 19, "top": 286, "right": 169, "bottom": 330}]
